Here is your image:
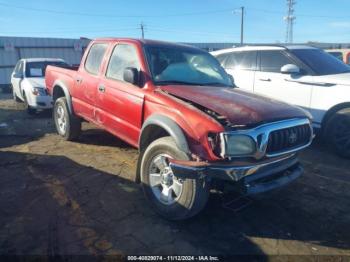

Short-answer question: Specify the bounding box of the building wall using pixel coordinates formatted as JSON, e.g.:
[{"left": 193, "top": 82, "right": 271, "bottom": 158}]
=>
[{"left": 0, "top": 36, "right": 90, "bottom": 89}]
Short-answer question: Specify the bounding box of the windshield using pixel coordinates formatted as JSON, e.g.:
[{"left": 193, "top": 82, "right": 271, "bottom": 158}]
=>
[
  {"left": 145, "top": 46, "right": 233, "bottom": 87},
  {"left": 25, "top": 61, "right": 68, "bottom": 77},
  {"left": 290, "top": 49, "right": 350, "bottom": 75}
]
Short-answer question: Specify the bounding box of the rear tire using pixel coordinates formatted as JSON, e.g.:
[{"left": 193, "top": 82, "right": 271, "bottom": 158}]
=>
[
  {"left": 140, "top": 136, "right": 209, "bottom": 220},
  {"left": 53, "top": 97, "right": 81, "bottom": 141},
  {"left": 325, "top": 108, "right": 350, "bottom": 158}
]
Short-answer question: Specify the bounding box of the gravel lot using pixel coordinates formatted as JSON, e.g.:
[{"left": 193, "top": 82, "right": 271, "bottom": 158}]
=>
[{"left": 0, "top": 92, "right": 349, "bottom": 258}]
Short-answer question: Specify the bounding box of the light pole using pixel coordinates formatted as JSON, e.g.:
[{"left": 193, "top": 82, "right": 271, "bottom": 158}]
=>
[
  {"left": 140, "top": 22, "right": 145, "bottom": 39},
  {"left": 234, "top": 7, "right": 245, "bottom": 45},
  {"left": 240, "top": 6, "right": 244, "bottom": 45}
]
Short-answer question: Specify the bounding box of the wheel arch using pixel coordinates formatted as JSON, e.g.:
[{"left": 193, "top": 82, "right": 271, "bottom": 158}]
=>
[
  {"left": 52, "top": 80, "right": 73, "bottom": 114},
  {"left": 136, "top": 114, "right": 190, "bottom": 183},
  {"left": 322, "top": 102, "right": 350, "bottom": 133}
]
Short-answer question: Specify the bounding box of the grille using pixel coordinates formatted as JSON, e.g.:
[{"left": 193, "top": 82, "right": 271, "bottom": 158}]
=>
[{"left": 266, "top": 124, "right": 311, "bottom": 155}]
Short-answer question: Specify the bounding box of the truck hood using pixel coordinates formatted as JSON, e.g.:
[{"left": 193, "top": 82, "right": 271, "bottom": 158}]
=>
[
  {"left": 26, "top": 77, "right": 46, "bottom": 88},
  {"left": 315, "top": 72, "right": 350, "bottom": 86},
  {"left": 160, "top": 85, "right": 308, "bottom": 127}
]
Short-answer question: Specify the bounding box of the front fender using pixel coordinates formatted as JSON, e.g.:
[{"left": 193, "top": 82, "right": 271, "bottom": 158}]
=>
[{"left": 139, "top": 114, "right": 190, "bottom": 155}]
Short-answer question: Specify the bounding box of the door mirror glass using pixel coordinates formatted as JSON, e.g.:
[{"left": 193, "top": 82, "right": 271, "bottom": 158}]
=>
[
  {"left": 281, "top": 64, "right": 300, "bottom": 74},
  {"left": 13, "top": 72, "right": 23, "bottom": 79},
  {"left": 123, "top": 67, "right": 139, "bottom": 86}
]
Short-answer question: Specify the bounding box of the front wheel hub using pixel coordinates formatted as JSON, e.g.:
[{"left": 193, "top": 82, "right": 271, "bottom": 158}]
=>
[{"left": 148, "top": 154, "right": 183, "bottom": 205}]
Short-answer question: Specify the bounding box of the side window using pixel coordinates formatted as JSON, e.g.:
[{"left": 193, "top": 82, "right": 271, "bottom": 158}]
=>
[
  {"left": 225, "top": 51, "right": 257, "bottom": 70},
  {"left": 18, "top": 62, "right": 24, "bottom": 75},
  {"left": 85, "top": 43, "right": 108, "bottom": 75},
  {"left": 13, "top": 61, "right": 20, "bottom": 74},
  {"left": 259, "top": 51, "right": 292, "bottom": 72},
  {"left": 106, "top": 44, "right": 140, "bottom": 82},
  {"left": 215, "top": 53, "right": 229, "bottom": 65}
]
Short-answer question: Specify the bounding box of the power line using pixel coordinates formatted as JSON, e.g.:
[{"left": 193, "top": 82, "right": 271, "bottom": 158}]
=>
[
  {"left": 0, "top": 2, "right": 236, "bottom": 18},
  {"left": 249, "top": 7, "right": 350, "bottom": 19},
  {"left": 1, "top": 27, "right": 138, "bottom": 35}
]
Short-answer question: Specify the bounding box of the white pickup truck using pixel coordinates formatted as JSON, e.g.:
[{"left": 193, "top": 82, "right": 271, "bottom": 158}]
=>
[
  {"left": 212, "top": 45, "right": 350, "bottom": 158},
  {"left": 11, "top": 58, "right": 68, "bottom": 114}
]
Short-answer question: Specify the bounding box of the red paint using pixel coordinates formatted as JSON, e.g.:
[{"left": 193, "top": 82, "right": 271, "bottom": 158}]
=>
[{"left": 160, "top": 85, "right": 308, "bottom": 127}]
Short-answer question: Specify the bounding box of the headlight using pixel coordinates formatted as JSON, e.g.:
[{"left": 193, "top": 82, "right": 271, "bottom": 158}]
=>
[
  {"left": 220, "top": 134, "right": 256, "bottom": 157},
  {"left": 31, "top": 87, "right": 46, "bottom": 96}
]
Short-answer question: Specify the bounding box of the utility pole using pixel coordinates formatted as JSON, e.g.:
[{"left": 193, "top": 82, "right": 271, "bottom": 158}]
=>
[
  {"left": 240, "top": 6, "right": 244, "bottom": 45},
  {"left": 284, "top": 0, "right": 296, "bottom": 43},
  {"left": 140, "top": 22, "right": 145, "bottom": 39}
]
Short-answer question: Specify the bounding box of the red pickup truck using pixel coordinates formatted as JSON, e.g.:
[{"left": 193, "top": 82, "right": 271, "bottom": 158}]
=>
[{"left": 45, "top": 38, "right": 313, "bottom": 220}]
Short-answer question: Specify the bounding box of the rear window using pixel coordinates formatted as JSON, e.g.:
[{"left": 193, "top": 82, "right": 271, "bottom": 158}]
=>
[
  {"left": 85, "top": 43, "right": 108, "bottom": 75},
  {"left": 327, "top": 52, "right": 343, "bottom": 61},
  {"left": 25, "top": 61, "right": 68, "bottom": 77},
  {"left": 215, "top": 53, "right": 229, "bottom": 65},
  {"left": 224, "top": 51, "right": 257, "bottom": 70}
]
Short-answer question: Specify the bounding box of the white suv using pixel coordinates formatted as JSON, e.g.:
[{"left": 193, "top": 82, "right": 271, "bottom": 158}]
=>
[
  {"left": 11, "top": 58, "right": 68, "bottom": 114},
  {"left": 212, "top": 45, "right": 350, "bottom": 158}
]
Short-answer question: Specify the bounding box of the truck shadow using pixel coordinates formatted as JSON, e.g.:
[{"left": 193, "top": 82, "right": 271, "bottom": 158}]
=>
[
  {"left": 0, "top": 150, "right": 349, "bottom": 256},
  {"left": 0, "top": 108, "right": 56, "bottom": 148}
]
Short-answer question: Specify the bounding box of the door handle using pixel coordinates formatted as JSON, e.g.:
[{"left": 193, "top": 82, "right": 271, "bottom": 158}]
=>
[
  {"left": 76, "top": 77, "right": 83, "bottom": 84},
  {"left": 98, "top": 85, "right": 106, "bottom": 93},
  {"left": 259, "top": 78, "right": 271, "bottom": 82}
]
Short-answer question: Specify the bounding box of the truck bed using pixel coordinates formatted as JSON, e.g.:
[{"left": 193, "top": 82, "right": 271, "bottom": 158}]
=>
[{"left": 45, "top": 65, "right": 78, "bottom": 96}]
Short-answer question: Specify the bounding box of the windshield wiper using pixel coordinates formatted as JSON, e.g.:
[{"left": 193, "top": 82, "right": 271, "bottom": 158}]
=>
[
  {"left": 155, "top": 80, "right": 201, "bottom": 86},
  {"left": 202, "top": 82, "right": 233, "bottom": 87}
]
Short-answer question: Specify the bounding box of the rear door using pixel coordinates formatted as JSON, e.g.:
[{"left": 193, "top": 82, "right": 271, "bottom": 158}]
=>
[
  {"left": 73, "top": 43, "right": 109, "bottom": 121},
  {"left": 220, "top": 51, "right": 257, "bottom": 92},
  {"left": 96, "top": 43, "right": 144, "bottom": 147},
  {"left": 253, "top": 50, "right": 313, "bottom": 109}
]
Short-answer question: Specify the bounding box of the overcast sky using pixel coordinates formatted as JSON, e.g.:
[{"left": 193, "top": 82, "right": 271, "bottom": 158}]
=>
[{"left": 1, "top": 0, "right": 350, "bottom": 43}]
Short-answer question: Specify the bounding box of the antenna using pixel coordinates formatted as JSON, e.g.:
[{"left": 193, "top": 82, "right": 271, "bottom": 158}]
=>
[{"left": 284, "top": 0, "right": 296, "bottom": 43}]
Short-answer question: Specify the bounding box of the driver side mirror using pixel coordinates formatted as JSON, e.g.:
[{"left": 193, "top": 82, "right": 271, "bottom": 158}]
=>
[
  {"left": 13, "top": 72, "right": 23, "bottom": 79},
  {"left": 281, "top": 64, "right": 300, "bottom": 74},
  {"left": 123, "top": 67, "right": 139, "bottom": 86}
]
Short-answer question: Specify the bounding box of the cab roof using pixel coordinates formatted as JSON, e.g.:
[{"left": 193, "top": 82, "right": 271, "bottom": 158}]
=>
[{"left": 93, "top": 37, "right": 205, "bottom": 51}]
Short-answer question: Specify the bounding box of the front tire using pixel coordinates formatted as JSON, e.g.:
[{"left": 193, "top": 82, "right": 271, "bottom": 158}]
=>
[
  {"left": 53, "top": 97, "right": 81, "bottom": 141},
  {"left": 140, "top": 136, "right": 209, "bottom": 220},
  {"left": 325, "top": 108, "right": 350, "bottom": 158},
  {"left": 12, "top": 86, "right": 21, "bottom": 102},
  {"left": 23, "top": 92, "right": 36, "bottom": 115}
]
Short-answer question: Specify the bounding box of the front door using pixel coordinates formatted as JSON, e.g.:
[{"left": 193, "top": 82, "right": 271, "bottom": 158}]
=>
[
  {"left": 253, "top": 50, "right": 312, "bottom": 109},
  {"left": 11, "top": 61, "right": 24, "bottom": 99},
  {"left": 96, "top": 43, "right": 144, "bottom": 147}
]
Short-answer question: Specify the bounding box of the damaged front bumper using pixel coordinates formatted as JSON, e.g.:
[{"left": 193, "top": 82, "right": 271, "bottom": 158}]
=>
[{"left": 169, "top": 154, "right": 302, "bottom": 195}]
